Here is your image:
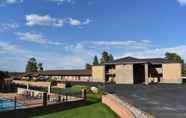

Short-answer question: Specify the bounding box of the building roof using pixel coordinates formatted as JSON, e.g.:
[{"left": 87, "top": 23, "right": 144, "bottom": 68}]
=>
[
  {"left": 24, "top": 69, "right": 92, "bottom": 77},
  {"left": 105, "top": 56, "right": 177, "bottom": 65}
]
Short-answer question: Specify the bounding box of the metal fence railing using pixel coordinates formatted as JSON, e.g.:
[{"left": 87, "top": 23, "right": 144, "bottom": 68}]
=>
[{"left": 0, "top": 88, "right": 87, "bottom": 112}]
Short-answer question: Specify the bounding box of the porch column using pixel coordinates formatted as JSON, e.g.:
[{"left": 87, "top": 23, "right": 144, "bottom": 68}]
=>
[
  {"left": 48, "top": 85, "right": 51, "bottom": 94},
  {"left": 26, "top": 82, "right": 29, "bottom": 90},
  {"left": 145, "top": 64, "right": 149, "bottom": 85}
]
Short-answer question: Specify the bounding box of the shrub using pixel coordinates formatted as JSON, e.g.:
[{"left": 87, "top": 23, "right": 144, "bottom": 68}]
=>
[
  {"left": 47, "top": 79, "right": 57, "bottom": 86},
  {"left": 65, "top": 82, "right": 72, "bottom": 88}
]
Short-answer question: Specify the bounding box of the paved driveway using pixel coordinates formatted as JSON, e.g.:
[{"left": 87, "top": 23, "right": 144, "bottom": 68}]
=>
[{"left": 112, "top": 84, "right": 186, "bottom": 118}]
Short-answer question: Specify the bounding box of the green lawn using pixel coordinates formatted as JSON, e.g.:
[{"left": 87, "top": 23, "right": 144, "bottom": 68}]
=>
[
  {"left": 32, "top": 103, "right": 118, "bottom": 118},
  {"left": 30, "top": 85, "right": 118, "bottom": 118}
]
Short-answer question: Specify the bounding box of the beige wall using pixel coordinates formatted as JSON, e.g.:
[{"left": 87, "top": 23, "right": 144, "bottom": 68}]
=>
[
  {"left": 92, "top": 65, "right": 105, "bottom": 82},
  {"left": 162, "top": 63, "right": 182, "bottom": 84},
  {"left": 115, "top": 64, "right": 133, "bottom": 84}
]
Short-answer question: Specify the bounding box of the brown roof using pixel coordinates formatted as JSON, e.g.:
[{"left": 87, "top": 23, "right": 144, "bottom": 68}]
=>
[
  {"left": 24, "top": 69, "right": 92, "bottom": 77},
  {"left": 105, "top": 56, "right": 177, "bottom": 65}
]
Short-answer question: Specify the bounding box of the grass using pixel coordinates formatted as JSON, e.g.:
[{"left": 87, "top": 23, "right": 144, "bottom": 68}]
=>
[
  {"left": 31, "top": 103, "right": 118, "bottom": 118},
  {"left": 30, "top": 85, "right": 118, "bottom": 118},
  {"left": 38, "top": 85, "right": 87, "bottom": 94}
]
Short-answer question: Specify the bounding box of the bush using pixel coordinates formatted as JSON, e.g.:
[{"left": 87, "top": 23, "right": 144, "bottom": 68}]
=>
[
  {"left": 47, "top": 79, "right": 57, "bottom": 86},
  {"left": 65, "top": 82, "right": 72, "bottom": 88},
  {"left": 13, "top": 77, "right": 21, "bottom": 80}
]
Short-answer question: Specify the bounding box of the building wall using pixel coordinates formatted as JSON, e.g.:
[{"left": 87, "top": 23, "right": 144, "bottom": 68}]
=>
[
  {"left": 162, "top": 63, "right": 182, "bottom": 84},
  {"left": 51, "top": 75, "right": 91, "bottom": 82},
  {"left": 115, "top": 64, "right": 134, "bottom": 84},
  {"left": 51, "top": 76, "right": 62, "bottom": 80},
  {"left": 92, "top": 65, "right": 105, "bottom": 82}
]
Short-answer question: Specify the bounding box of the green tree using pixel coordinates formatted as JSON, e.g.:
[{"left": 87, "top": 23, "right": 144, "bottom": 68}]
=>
[
  {"left": 38, "top": 63, "right": 44, "bottom": 71},
  {"left": 108, "top": 54, "right": 114, "bottom": 61},
  {"left": 85, "top": 64, "right": 92, "bottom": 70},
  {"left": 100, "top": 51, "right": 114, "bottom": 64},
  {"left": 100, "top": 51, "right": 110, "bottom": 64},
  {"left": 165, "top": 52, "right": 184, "bottom": 63},
  {"left": 0, "top": 71, "right": 9, "bottom": 90},
  {"left": 25, "top": 57, "right": 38, "bottom": 73},
  {"left": 165, "top": 52, "right": 184, "bottom": 74},
  {"left": 93, "top": 55, "right": 99, "bottom": 65}
]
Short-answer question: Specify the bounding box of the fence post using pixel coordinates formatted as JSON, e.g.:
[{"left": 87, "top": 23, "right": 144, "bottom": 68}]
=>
[
  {"left": 58, "top": 95, "right": 61, "bottom": 103},
  {"left": 14, "top": 96, "right": 17, "bottom": 110},
  {"left": 43, "top": 93, "right": 47, "bottom": 107},
  {"left": 65, "top": 93, "right": 68, "bottom": 101}
]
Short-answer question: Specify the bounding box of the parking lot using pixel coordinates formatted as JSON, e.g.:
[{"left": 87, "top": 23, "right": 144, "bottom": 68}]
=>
[{"left": 114, "top": 84, "right": 186, "bottom": 118}]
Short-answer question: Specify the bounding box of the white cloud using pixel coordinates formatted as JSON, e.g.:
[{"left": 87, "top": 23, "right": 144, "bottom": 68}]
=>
[
  {"left": 119, "top": 45, "right": 186, "bottom": 60},
  {"left": 2, "top": 39, "right": 186, "bottom": 72},
  {"left": 0, "top": 40, "right": 94, "bottom": 71},
  {"left": 47, "top": 0, "right": 73, "bottom": 4},
  {"left": 0, "top": 22, "right": 19, "bottom": 32},
  {"left": 26, "top": 14, "right": 64, "bottom": 27},
  {"left": 26, "top": 14, "right": 91, "bottom": 27},
  {"left": 67, "top": 18, "right": 81, "bottom": 26},
  {"left": 0, "top": 41, "right": 24, "bottom": 54},
  {"left": 90, "top": 40, "right": 152, "bottom": 50},
  {"left": 0, "top": 0, "right": 23, "bottom": 6},
  {"left": 0, "top": 41, "right": 40, "bottom": 71},
  {"left": 0, "top": 0, "right": 74, "bottom": 6},
  {"left": 15, "top": 32, "right": 62, "bottom": 45},
  {"left": 82, "top": 18, "right": 91, "bottom": 25},
  {"left": 177, "top": 0, "right": 186, "bottom": 5}
]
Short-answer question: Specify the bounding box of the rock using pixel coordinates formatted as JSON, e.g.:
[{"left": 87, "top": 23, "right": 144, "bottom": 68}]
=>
[{"left": 90, "top": 86, "right": 98, "bottom": 93}]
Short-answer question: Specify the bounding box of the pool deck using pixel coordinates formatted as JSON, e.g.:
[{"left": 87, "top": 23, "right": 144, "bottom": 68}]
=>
[
  {"left": 113, "top": 84, "right": 186, "bottom": 118},
  {"left": 0, "top": 93, "right": 17, "bottom": 100}
]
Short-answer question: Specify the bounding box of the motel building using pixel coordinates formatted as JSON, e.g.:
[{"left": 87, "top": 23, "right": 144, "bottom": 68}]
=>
[{"left": 22, "top": 57, "right": 182, "bottom": 85}]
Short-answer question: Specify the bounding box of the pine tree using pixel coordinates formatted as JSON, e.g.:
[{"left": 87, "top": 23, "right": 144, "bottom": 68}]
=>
[
  {"left": 108, "top": 54, "right": 114, "bottom": 61},
  {"left": 100, "top": 51, "right": 110, "bottom": 64},
  {"left": 85, "top": 64, "right": 92, "bottom": 70},
  {"left": 93, "top": 56, "right": 99, "bottom": 65}
]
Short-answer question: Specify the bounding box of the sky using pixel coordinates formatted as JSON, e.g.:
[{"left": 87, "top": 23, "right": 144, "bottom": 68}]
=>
[{"left": 1, "top": 0, "right": 186, "bottom": 72}]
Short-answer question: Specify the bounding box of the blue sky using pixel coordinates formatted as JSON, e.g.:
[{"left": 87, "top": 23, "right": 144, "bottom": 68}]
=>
[{"left": 1, "top": 0, "right": 186, "bottom": 72}]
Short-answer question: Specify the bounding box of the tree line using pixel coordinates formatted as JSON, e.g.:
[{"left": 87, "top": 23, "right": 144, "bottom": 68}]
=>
[
  {"left": 24, "top": 51, "right": 186, "bottom": 75},
  {"left": 85, "top": 51, "right": 114, "bottom": 70},
  {"left": 25, "top": 57, "right": 43, "bottom": 73}
]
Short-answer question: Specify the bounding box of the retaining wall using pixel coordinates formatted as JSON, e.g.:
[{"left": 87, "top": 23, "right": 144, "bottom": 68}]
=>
[{"left": 102, "top": 94, "right": 155, "bottom": 118}]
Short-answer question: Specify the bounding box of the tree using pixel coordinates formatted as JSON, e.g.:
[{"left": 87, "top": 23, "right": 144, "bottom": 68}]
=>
[
  {"left": 85, "top": 64, "right": 92, "bottom": 70},
  {"left": 0, "top": 71, "right": 9, "bottom": 90},
  {"left": 165, "top": 52, "right": 184, "bottom": 63},
  {"left": 108, "top": 54, "right": 114, "bottom": 61},
  {"left": 165, "top": 52, "right": 184, "bottom": 74},
  {"left": 38, "top": 63, "right": 44, "bottom": 71},
  {"left": 100, "top": 51, "right": 114, "bottom": 64},
  {"left": 100, "top": 51, "right": 110, "bottom": 64},
  {"left": 25, "top": 57, "right": 38, "bottom": 73},
  {"left": 93, "top": 55, "right": 99, "bottom": 65}
]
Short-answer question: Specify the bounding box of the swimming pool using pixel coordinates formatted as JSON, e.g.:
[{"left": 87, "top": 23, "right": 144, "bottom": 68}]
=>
[{"left": 0, "top": 98, "right": 23, "bottom": 112}]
